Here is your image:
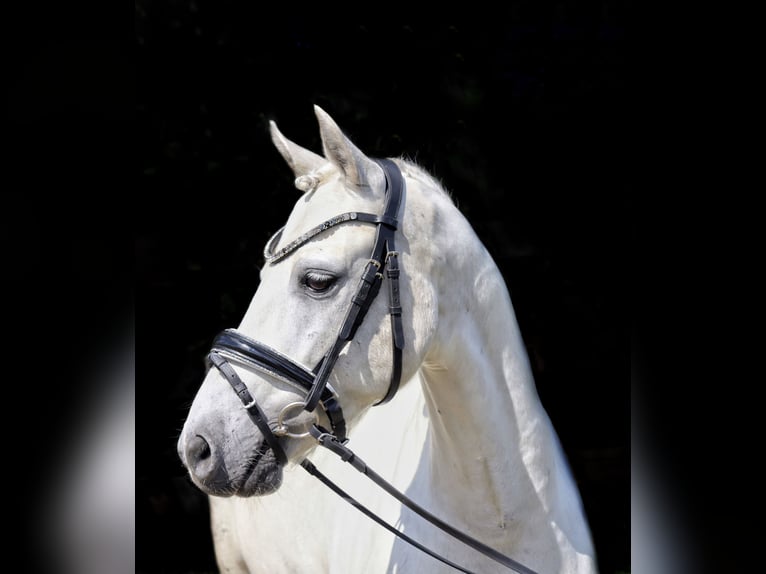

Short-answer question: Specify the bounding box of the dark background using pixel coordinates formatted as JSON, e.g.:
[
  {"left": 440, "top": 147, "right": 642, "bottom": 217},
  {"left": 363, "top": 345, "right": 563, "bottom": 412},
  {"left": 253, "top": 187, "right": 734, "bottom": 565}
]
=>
[{"left": 134, "top": 4, "right": 630, "bottom": 574}]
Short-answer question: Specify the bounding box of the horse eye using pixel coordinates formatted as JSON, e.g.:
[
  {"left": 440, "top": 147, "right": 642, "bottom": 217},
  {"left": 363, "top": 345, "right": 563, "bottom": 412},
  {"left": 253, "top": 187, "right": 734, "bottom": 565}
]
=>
[{"left": 303, "top": 271, "right": 337, "bottom": 293}]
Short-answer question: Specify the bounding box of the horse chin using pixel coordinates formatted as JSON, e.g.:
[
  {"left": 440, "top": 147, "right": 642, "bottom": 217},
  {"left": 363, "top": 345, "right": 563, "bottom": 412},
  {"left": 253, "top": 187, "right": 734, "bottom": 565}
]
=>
[
  {"left": 235, "top": 456, "right": 283, "bottom": 497},
  {"left": 195, "top": 444, "right": 284, "bottom": 498}
]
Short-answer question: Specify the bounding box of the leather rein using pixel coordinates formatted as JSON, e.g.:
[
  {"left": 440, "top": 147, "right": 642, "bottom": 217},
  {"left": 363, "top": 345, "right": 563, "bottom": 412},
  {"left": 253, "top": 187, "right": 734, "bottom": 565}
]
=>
[{"left": 206, "top": 159, "right": 538, "bottom": 574}]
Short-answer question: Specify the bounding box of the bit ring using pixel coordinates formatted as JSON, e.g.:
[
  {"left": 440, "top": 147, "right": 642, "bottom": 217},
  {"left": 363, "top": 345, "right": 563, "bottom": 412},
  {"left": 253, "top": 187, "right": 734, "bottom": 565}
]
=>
[{"left": 273, "top": 401, "right": 318, "bottom": 439}]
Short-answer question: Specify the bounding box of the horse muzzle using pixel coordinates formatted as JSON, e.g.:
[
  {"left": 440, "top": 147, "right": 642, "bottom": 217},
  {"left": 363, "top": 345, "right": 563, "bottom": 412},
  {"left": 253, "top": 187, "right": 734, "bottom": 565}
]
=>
[{"left": 177, "top": 424, "right": 284, "bottom": 497}]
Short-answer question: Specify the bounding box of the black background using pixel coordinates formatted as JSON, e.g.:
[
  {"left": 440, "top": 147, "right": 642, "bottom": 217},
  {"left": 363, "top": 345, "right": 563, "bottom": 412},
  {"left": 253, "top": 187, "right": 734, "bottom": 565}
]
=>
[{"left": 11, "top": 3, "right": 631, "bottom": 574}]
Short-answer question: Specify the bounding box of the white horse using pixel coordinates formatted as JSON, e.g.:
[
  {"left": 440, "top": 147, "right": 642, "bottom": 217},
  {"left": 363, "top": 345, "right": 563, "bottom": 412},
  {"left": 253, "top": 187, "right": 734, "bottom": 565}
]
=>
[{"left": 177, "top": 106, "right": 597, "bottom": 573}]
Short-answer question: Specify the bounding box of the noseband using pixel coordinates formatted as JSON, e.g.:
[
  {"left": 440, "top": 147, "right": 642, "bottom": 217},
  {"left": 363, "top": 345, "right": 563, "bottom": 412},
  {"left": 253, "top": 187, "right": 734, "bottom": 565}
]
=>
[{"left": 207, "top": 158, "right": 404, "bottom": 463}]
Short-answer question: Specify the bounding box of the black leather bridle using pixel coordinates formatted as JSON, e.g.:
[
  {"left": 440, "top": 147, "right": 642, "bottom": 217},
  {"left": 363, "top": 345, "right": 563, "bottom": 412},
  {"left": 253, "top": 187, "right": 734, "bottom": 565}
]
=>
[
  {"left": 207, "top": 158, "right": 404, "bottom": 462},
  {"left": 205, "top": 158, "right": 538, "bottom": 574}
]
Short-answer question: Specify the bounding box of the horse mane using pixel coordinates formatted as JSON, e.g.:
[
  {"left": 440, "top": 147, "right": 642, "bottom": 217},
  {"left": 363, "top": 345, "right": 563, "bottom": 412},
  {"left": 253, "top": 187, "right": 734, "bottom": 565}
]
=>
[{"left": 392, "top": 156, "right": 456, "bottom": 205}]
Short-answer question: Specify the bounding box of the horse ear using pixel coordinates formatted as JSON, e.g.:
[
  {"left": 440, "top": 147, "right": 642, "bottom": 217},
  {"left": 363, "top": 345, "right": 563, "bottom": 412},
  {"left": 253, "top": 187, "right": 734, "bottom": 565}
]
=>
[
  {"left": 314, "top": 105, "right": 381, "bottom": 190},
  {"left": 269, "top": 120, "right": 325, "bottom": 180}
]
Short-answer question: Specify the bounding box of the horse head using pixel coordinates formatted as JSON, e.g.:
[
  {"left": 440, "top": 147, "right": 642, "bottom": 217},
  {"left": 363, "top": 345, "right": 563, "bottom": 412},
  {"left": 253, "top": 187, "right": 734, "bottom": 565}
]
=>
[{"left": 178, "top": 106, "right": 438, "bottom": 497}]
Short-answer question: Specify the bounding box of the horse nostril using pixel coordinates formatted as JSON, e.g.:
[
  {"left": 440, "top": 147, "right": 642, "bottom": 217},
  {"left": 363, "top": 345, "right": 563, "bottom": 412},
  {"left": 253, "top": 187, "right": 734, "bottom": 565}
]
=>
[
  {"left": 187, "top": 434, "right": 211, "bottom": 464},
  {"left": 190, "top": 435, "right": 211, "bottom": 460},
  {"left": 182, "top": 432, "right": 229, "bottom": 487}
]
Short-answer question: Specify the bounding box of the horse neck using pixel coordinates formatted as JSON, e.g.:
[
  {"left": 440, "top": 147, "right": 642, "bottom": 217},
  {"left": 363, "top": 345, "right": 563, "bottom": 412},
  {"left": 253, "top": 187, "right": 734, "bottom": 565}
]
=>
[{"left": 415, "top": 199, "right": 569, "bottom": 545}]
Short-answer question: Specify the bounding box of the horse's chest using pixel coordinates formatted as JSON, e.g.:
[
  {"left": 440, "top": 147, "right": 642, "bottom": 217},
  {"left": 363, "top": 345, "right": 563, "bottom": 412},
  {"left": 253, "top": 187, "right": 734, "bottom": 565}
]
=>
[{"left": 213, "top": 469, "right": 400, "bottom": 572}]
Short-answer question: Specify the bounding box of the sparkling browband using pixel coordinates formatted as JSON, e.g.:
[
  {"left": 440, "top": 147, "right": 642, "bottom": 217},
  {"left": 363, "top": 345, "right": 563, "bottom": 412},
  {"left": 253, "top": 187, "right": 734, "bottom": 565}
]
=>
[{"left": 264, "top": 212, "right": 364, "bottom": 264}]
